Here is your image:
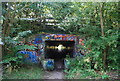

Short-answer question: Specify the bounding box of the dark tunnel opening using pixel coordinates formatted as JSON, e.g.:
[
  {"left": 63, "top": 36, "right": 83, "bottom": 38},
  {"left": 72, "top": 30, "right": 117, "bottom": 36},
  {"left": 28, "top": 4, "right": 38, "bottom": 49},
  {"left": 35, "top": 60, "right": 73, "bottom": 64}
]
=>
[{"left": 45, "top": 40, "right": 75, "bottom": 59}]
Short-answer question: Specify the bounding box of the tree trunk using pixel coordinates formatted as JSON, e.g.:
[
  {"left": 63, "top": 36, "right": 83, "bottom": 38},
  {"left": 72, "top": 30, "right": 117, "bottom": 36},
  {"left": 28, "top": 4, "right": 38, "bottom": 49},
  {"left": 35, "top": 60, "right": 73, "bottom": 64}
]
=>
[
  {"left": 99, "top": 3, "right": 107, "bottom": 70},
  {"left": 100, "top": 3, "right": 104, "bottom": 37}
]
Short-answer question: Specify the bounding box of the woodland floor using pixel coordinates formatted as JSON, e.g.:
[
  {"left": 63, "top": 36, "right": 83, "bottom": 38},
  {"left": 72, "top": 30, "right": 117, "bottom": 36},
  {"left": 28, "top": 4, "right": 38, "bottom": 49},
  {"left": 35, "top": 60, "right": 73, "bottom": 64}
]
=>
[{"left": 1, "top": 64, "right": 119, "bottom": 79}]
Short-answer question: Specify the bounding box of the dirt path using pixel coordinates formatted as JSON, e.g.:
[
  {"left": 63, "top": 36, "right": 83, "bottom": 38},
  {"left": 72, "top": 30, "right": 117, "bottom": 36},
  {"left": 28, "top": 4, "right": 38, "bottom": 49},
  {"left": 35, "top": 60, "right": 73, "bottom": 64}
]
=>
[
  {"left": 43, "top": 70, "right": 64, "bottom": 79},
  {"left": 43, "top": 59, "right": 65, "bottom": 79}
]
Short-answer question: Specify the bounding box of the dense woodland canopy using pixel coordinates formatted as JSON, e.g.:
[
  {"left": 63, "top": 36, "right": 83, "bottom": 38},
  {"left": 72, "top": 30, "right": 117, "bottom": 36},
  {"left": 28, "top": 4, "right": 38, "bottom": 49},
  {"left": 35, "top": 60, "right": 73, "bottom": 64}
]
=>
[{"left": 0, "top": 2, "right": 119, "bottom": 79}]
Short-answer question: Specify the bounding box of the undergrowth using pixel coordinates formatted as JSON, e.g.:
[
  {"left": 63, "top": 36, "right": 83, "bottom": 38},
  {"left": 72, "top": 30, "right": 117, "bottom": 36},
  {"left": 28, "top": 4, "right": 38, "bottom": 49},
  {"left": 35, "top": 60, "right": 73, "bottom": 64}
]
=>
[
  {"left": 64, "top": 57, "right": 110, "bottom": 79},
  {"left": 3, "top": 64, "right": 43, "bottom": 79}
]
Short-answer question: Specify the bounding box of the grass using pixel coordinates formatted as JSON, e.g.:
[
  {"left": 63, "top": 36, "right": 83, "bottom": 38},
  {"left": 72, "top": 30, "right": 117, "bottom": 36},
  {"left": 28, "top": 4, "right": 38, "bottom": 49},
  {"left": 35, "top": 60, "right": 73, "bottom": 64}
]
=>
[{"left": 3, "top": 64, "right": 43, "bottom": 79}]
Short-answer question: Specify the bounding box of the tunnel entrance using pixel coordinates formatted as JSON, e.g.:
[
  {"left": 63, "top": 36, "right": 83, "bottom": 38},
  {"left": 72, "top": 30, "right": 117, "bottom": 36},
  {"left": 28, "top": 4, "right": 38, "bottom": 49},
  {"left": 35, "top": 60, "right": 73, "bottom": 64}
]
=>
[
  {"left": 45, "top": 40, "right": 75, "bottom": 70},
  {"left": 45, "top": 40, "right": 75, "bottom": 59}
]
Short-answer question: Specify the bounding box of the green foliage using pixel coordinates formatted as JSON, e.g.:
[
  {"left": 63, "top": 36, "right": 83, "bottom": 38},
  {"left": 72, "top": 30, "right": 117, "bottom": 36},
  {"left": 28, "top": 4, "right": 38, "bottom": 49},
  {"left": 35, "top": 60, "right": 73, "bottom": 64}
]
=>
[
  {"left": 1, "top": 2, "right": 119, "bottom": 79},
  {"left": 64, "top": 57, "right": 101, "bottom": 79},
  {"left": 1, "top": 44, "right": 37, "bottom": 65},
  {"left": 1, "top": 30, "right": 37, "bottom": 72},
  {"left": 63, "top": 2, "right": 119, "bottom": 79},
  {"left": 17, "top": 30, "right": 32, "bottom": 37},
  {"left": 15, "top": 45, "right": 37, "bottom": 51},
  {"left": 65, "top": 69, "right": 100, "bottom": 79},
  {"left": 101, "top": 74, "right": 109, "bottom": 79},
  {"left": 3, "top": 65, "right": 43, "bottom": 79}
]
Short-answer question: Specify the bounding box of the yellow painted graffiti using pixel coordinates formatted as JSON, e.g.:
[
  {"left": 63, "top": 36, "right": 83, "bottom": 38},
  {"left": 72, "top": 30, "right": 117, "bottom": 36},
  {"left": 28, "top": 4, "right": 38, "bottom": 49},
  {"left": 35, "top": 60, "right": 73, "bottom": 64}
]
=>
[{"left": 46, "top": 45, "right": 72, "bottom": 50}]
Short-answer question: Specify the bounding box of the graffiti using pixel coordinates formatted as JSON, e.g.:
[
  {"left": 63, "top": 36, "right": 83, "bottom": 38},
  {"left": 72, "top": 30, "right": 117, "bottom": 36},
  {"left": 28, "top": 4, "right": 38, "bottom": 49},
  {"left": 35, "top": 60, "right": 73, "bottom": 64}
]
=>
[
  {"left": 34, "top": 34, "right": 77, "bottom": 43},
  {"left": 46, "top": 45, "right": 71, "bottom": 50},
  {"left": 19, "top": 51, "right": 38, "bottom": 63},
  {"left": 18, "top": 34, "right": 85, "bottom": 64}
]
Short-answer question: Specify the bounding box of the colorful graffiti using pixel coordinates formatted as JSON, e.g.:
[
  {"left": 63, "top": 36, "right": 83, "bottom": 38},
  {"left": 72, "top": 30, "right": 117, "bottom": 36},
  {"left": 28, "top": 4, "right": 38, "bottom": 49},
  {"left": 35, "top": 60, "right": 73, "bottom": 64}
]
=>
[
  {"left": 19, "top": 51, "right": 38, "bottom": 63},
  {"left": 34, "top": 34, "right": 78, "bottom": 44},
  {"left": 18, "top": 34, "right": 85, "bottom": 64}
]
